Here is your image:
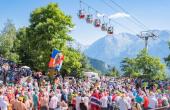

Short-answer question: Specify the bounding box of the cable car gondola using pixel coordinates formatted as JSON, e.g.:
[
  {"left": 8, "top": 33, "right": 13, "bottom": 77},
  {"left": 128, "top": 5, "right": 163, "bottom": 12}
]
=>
[
  {"left": 94, "top": 19, "right": 101, "bottom": 27},
  {"left": 78, "top": 10, "right": 86, "bottom": 19},
  {"left": 101, "top": 16, "right": 107, "bottom": 31},
  {"left": 107, "top": 26, "right": 114, "bottom": 35},
  {"left": 101, "top": 23, "right": 107, "bottom": 31},
  {"left": 86, "top": 14, "right": 93, "bottom": 24}
]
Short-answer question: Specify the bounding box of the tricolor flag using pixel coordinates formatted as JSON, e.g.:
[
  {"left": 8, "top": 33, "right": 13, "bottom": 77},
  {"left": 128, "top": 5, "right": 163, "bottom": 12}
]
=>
[
  {"left": 90, "top": 96, "right": 101, "bottom": 106},
  {"left": 48, "top": 49, "right": 64, "bottom": 71}
]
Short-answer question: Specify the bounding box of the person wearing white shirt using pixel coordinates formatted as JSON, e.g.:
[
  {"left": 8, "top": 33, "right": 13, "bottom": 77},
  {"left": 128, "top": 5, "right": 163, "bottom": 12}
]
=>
[
  {"left": 0, "top": 91, "right": 8, "bottom": 110},
  {"left": 100, "top": 95, "right": 108, "bottom": 110},
  {"left": 115, "top": 95, "right": 121, "bottom": 104},
  {"left": 82, "top": 95, "right": 89, "bottom": 109},
  {"left": 76, "top": 93, "right": 82, "bottom": 110},
  {"left": 117, "top": 95, "right": 129, "bottom": 110},
  {"left": 148, "top": 93, "right": 158, "bottom": 109},
  {"left": 49, "top": 93, "right": 58, "bottom": 110},
  {"left": 125, "top": 95, "right": 132, "bottom": 110},
  {"left": 162, "top": 95, "right": 169, "bottom": 107}
]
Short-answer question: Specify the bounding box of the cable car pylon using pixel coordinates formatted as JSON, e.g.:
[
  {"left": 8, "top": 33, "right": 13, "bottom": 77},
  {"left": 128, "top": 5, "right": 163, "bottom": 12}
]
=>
[{"left": 137, "top": 31, "right": 158, "bottom": 51}]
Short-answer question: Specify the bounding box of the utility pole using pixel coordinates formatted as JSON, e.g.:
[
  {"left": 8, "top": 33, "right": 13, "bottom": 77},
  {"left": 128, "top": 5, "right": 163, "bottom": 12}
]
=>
[{"left": 137, "top": 31, "right": 158, "bottom": 51}]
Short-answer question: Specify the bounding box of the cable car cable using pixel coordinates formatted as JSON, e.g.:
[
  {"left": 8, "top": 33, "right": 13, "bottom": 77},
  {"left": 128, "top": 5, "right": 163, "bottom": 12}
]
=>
[
  {"left": 80, "top": 0, "right": 138, "bottom": 34},
  {"left": 110, "top": 19, "right": 138, "bottom": 34},
  {"left": 81, "top": 0, "right": 98, "bottom": 13},
  {"left": 109, "top": 0, "right": 149, "bottom": 30},
  {"left": 100, "top": 0, "right": 147, "bottom": 31}
]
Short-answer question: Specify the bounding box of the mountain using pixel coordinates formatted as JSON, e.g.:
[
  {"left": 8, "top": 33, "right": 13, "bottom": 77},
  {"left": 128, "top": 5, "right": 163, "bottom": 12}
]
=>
[
  {"left": 87, "top": 57, "right": 111, "bottom": 74},
  {"left": 84, "top": 30, "right": 170, "bottom": 69},
  {"left": 67, "top": 40, "right": 112, "bottom": 73},
  {"left": 67, "top": 40, "right": 89, "bottom": 52}
]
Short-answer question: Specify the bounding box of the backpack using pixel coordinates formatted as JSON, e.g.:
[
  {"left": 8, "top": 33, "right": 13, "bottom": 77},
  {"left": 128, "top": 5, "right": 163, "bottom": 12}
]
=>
[
  {"left": 108, "top": 96, "right": 112, "bottom": 105},
  {"left": 168, "top": 97, "right": 170, "bottom": 104},
  {"left": 162, "top": 99, "right": 169, "bottom": 106},
  {"left": 135, "top": 103, "right": 139, "bottom": 110},
  {"left": 61, "top": 93, "right": 67, "bottom": 102},
  {"left": 80, "top": 97, "right": 87, "bottom": 110},
  {"left": 80, "top": 102, "right": 87, "bottom": 110}
]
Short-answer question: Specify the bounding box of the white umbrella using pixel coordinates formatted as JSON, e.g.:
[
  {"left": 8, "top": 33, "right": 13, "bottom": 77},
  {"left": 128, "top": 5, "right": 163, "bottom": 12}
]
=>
[
  {"left": 0, "top": 80, "right": 3, "bottom": 84},
  {"left": 21, "top": 66, "right": 30, "bottom": 69}
]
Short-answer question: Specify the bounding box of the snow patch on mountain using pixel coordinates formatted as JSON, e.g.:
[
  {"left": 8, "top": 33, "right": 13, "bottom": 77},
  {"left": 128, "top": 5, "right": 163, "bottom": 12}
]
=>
[{"left": 84, "top": 30, "right": 170, "bottom": 68}]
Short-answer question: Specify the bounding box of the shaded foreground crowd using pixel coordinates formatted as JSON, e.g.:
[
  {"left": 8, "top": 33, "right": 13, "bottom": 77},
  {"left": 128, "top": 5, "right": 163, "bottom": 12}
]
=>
[
  {"left": 0, "top": 56, "right": 32, "bottom": 83},
  {"left": 0, "top": 57, "right": 170, "bottom": 110}
]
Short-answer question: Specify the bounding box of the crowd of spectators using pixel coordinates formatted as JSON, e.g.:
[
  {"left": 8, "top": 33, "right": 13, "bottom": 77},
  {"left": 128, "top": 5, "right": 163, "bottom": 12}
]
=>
[{"left": 0, "top": 56, "right": 169, "bottom": 110}]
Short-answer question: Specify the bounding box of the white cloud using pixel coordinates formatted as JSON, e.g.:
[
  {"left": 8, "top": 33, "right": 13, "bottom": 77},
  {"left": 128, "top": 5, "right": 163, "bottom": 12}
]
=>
[
  {"left": 108, "top": 12, "right": 130, "bottom": 19},
  {"left": 96, "top": 13, "right": 105, "bottom": 17}
]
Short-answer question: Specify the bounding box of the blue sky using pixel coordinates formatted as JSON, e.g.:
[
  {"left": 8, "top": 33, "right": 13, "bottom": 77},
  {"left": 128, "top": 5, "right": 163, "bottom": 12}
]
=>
[{"left": 0, "top": 0, "right": 170, "bottom": 45}]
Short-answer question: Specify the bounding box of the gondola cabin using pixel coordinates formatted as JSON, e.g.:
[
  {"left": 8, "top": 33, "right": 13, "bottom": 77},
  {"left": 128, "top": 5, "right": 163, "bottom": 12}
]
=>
[
  {"left": 78, "top": 10, "right": 85, "bottom": 19},
  {"left": 94, "top": 19, "right": 101, "bottom": 27},
  {"left": 107, "top": 26, "right": 114, "bottom": 35},
  {"left": 101, "top": 23, "right": 107, "bottom": 31},
  {"left": 86, "top": 14, "right": 93, "bottom": 24}
]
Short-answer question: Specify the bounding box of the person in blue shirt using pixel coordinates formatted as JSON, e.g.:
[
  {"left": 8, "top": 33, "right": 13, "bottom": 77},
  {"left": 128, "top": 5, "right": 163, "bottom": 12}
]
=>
[
  {"left": 33, "top": 91, "right": 38, "bottom": 110},
  {"left": 135, "top": 94, "right": 144, "bottom": 104}
]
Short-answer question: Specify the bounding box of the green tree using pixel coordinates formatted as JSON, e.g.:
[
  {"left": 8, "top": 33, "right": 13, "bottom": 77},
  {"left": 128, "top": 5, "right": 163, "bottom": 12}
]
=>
[
  {"left": 14, "top": 3, "right": 92, "bottom": 77},
  {"left": 16, "top": 3, "right": 73, "bottom": 71},
  {"left": 14, "top": 27, "right": 33, "bottom": 65},
  {"left": 0, "top": 20, "right": 19, "bottom": 62},
  {"left": 165, "top": 42, "right": 170, "bottom": 68},
  {"left": 121, "top": 49, "right": 167, "bottom": 80},
  {"left": 80, "top": 55, "right": 98, "bottom": 72},
  {"left": 136, "top": 49, "right": 166, "bottom": 80},
  {"left": 106, "top": 67, "right": 120, "bottom": 77},
  {"left": 121, "top": 57, "right": 138, "bottom": 77},
  {"left": 61, "top": 47, "right": 83, "bottom": 77}
]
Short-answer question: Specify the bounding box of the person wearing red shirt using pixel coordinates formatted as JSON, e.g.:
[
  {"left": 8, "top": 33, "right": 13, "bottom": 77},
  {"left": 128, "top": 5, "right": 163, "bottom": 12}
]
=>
[
  {"left": 112, "top": 93, "right": 117, "bottom": 102},
  {"left": 143, "top": 95, "right": 149, "bottom": 110}
]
